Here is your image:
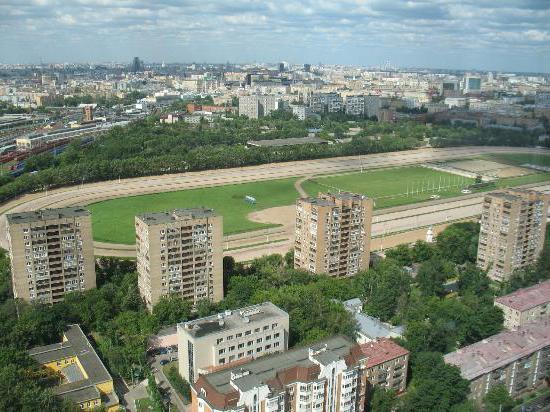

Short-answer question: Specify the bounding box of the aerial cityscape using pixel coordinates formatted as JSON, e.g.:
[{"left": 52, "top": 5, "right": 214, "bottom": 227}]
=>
[{"left": 1, "top": 1, "right": 550, "bottom": 412}]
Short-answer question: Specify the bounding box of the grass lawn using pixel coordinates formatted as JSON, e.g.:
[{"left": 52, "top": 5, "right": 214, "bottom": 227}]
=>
[
  {"left": 135, "top": 398, "right": 160, "bottom": 412},
  {"left": 302, "top": 166, "right": 475, "bottom": 209},
  {"left": 89, "top": 178, "right": 299, "bottom": 244},
  {"left": 485, "top": 153, "right": 550, "bottom": 167}
]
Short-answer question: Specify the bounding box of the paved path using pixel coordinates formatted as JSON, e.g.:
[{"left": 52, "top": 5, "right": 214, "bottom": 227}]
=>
[{"left": 0, "top": 147, "right": 547, "bottom": 258}]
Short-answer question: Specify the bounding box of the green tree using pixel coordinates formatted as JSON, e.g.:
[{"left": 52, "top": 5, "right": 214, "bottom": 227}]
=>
[
  {"left": 385, "top": 244, "right": 413, "bottom": 267},
  {"left": 416, "top": 257, "right": 455, "bottom": 297},
  {"left": 153, "top": 295, "right": 192, "bottom": 327},
  {"left": 367, "top": 386, "right": 397, "bottom": 412},
  {"left": 435, "top": 222, "right": 480, "bottom": 264},
  {"left": 483, "top": 384, "right": 515, "bottom": 412}
]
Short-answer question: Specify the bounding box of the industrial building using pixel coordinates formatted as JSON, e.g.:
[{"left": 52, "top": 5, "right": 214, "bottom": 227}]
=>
[
  {"left": 6, "top": 207, "right": 96, "bottom": 304},
  {"left": 476, "top": 189, "right": 549, "bottom": 282},
  {"left": 177, "top": 302, "right": 289, "bottom": 383},
  {"left": 135, "top": 208, "right": 223, "bottom": 311},
  {"left": 294, "top": 192, "right": 373, "bottom": 277}
]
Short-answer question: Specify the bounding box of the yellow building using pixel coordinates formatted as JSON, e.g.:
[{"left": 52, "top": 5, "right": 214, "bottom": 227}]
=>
[{"left": 28, "top": 324, "right": 119, "bottom": 411}]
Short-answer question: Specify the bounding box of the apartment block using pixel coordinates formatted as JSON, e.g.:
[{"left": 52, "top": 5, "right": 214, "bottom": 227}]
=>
[
  {"left": 345, "top": 95, "right": 366, "bottom": 116},
  {"left": 135, "top": 208, "right": 223, "bottom": 312},
  {"left": 191, "top": 335, "right": 369, "bottom": 412},
  {"left": 495, "top": 280, "right": 550, "bottom": 329},
  {"left": 294, "top": 192, "right": 373, "bottom": 277},
  {"left": 444, "top": 319, "right": 550, "bottom": 400},
  {"left": 28, "top": 324, "right": 119, "bottom": 411},
  {"left": 477, "top": 189, "right": 549, "bottom": 282},
  {"left": 238, "top": 95, "right": 279, "bottom": 119},
  {"left": 6, "top": 207, "right": 96, "bottom": 304},
  {"left": 178, "top": 302, "right": 289, "bottom": 383},
  {"left": 310, "top": 92, "right": 343, "bottom": 113},
  {"left": 360, "top": 338, "right": 409, "bottom": 394}
]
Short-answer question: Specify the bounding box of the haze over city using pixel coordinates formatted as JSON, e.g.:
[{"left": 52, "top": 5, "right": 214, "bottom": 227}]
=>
[{"left": 1, "top": 0, "right": 550, "bottom": 72}]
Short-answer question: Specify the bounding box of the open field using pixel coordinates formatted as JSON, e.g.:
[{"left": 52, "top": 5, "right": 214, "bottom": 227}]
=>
[
  {"left": 302, "top": 166, "right": 475, "bottom": 209},
  {"left": 88, "top": 178, "right": 299, "bottom": 244},
  {"left": 445, "top": 159, "right": 533, "bottom": 178},
  {"left": 484, "top": 153, "right": 550, "bottom": 167}
]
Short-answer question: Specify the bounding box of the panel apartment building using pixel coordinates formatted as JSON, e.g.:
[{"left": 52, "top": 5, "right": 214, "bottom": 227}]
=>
[
  {"left": 178, "top": 302, "right": 289, "bottom": 383},
  {"left": 477, "top": 189, "right": 549, "bottom": 282},
  {"left": 191, "top": 335, "right": 369, "bottom": 412},
  {"left": 238, "top": 95, "right": 279, "bottom": 119},
  {"left": 444, "top": 319, "right": 550, "bottom": 400},
  {"left": 135, "top": 208, "right": 223, "bottom": 312},
  {"left": 6, "top": 207, "right": 96, "bottom": 304},
  {"left": 294, "top": 192, "right": 373, "bottom": 277},
  {"left": 495, "top": 280, "right": 550, "bottom": 329}
]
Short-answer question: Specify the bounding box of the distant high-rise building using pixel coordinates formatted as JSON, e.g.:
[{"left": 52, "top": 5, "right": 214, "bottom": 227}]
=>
[
  {"left": 310, "top": 92, "right": 343, "bottom": 113},
  {"left": 135, "top": 208, "right": 223, "bottom": 312},
  {"left": 278, "top": 61, "right": 288, "bottom": 72},
  {"left": 82, "top": 105, "right": 94, "bottom": 123},
  {"left": 131, "top": 56, "right": 143, "bottom": 72},
  {"left": 463, "top": 75, "right": 482, "bottom": 94},
  {"left": 7, "top": 207, "right": 96, "bottom": 304},
  {"left": 304, "top": 63, "right": 311, "bottom": 72},
  {"left": 345, "top": 95, "right": 366, "bottom": 116},
  {"left": 238, "top": 95, "right": 279, "bottom": 119},
  {"left": 294, "top": 192, "right": 373, "bottom": 277},
  {"left": 477, "top": 189, "right": 549, "bottom": 282}
]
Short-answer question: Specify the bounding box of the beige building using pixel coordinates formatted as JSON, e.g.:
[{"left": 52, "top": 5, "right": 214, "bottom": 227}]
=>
[
  {"left": 360, "top": 338, "right": 409, "bottom": 394},
  {"left": 6, "top": 207, "right": 96, "bottom": 304},
  {"left": 178, "top": 302, "right": 289, "bottom": 383},
  {"left": 135, "top": 208, "right": 223, "bottom": 312},
  {"left": 238, "top": 95, "right": 279, "bottom": 119},
  {"left": 191, "top": 335, "right": 369, "bottom": 412},
  {"left": 444, "top": 319, "right": 550, "bottom": 400},
  {"left": 477, "top": 189, "right": 549, "bottom": 282},
  {"left": 495, "top": 280, "right": 550, "bottom": 329},
  {"left": 294, "top": 192, "right": 373, "bottom": 277}
]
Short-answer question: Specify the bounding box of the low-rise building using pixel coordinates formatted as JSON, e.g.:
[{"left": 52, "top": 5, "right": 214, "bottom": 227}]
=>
[
  {"left": 343, "top": 299, "right": 404, "bottom": 343},
  {"left": 192, "top": 335, "right": 369, "bottom": 412},
  {"left": 178, "top": 302, "right": 289, "bottom": 383},
  {"left": 444, "top": 319, "right": 550, "bottom": 400},
  {"left": 360, "top": 338, "right": 409, "bottom": 394},
  {"left": 28, "top": 324, "right": 119, "bottom": 411},
  {"left": 495, "top": 281, "right": 550, "bottom": 329}
]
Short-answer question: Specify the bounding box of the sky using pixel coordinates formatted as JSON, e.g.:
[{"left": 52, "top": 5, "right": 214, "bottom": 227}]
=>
[{"left": 1, "top": 0, "right": 549, "bottom": 73}]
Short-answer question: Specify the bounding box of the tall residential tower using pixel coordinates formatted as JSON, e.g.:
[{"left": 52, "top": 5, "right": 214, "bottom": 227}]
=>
[
  {"left": 477, "top": 189, "right": 548, "bottom": 282},
  {"left": 135, "top": 208, "right": 223, "bottom": 311},
  {"left": 294, "top": 192, "right": 373, "bottom": 277},
  {"left": 6, "top": 207, "right": 96, "bottom": 304}
]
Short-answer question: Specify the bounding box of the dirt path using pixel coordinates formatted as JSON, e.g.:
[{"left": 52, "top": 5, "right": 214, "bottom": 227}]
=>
[{"left": 294, "top": 175, "right": 312, "bottom": 198}]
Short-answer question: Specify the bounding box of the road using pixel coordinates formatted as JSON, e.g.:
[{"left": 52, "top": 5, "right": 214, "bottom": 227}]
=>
[{"left": 0, "top": 146, "right": 547, "bottom": 257}]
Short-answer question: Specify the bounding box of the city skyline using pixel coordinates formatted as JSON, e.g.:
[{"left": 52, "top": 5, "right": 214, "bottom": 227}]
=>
[{"left": 1, "top": 0, "right": 549, "bottom": 73}]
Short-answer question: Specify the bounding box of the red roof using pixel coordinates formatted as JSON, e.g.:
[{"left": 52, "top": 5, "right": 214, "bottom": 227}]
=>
[
  {"left": 359, "top": 338, "right": 409, "bottom": 368},
  {"left": 495, "top": 280, "right": 550, "bottom": 312}
]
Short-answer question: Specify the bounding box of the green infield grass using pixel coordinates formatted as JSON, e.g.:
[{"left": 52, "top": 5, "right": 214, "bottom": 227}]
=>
[
  {"left": 302, "top": 166, "right": 476, "bottom": 208},
  {"left": 89, "top": 178, "right": 299, "bottom": 244}
]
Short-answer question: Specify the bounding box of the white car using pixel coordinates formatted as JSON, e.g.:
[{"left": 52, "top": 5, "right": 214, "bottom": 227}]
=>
[
  {"left": 461, "top": 189, "right": 472, "bottom": 194},
  {"left": 430, "top": 194, "right": 440, "bottom": 199}
]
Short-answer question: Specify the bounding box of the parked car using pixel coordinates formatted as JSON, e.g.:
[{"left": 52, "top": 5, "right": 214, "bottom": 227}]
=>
[
  {"left": 160, "top": 359, "right": 169, "bottom": 366},
  {"left": 461, "top": 189, "right": 472, "bottom": 194},
  {"left": 430, "top": 194, "right": 440, "bottom": 199}
]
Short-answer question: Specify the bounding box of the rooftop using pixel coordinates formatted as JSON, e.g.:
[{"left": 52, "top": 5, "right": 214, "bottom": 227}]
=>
[
  {"left": 343, "top": 298, "right": 404, "bottom": 340},
  {"left": 246, "top": 136, "right": 327, "bottom": 147},
  {"left": 443, "top": 319, "right": 550, "bottom": 380},
  {"left": 7, "top": 207, "right": 90, "bottom": 224},
  {"left": 495, "top": 280, "right": 550, "bottom": 312},
  {"left": 360, "top": 338, "right": 409, "bottom": 369},
  {"left": 136, "top": 208, "right": 217, "bottom": 225},
  {"left": 28, "top": 324, "right": 117, "bottom": 405},
  {"left": 196, "top": 335, "right": 363, "bottom": 398},
  {"left": 178, "top": 302, "right": 288, "bottom": 339}
]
